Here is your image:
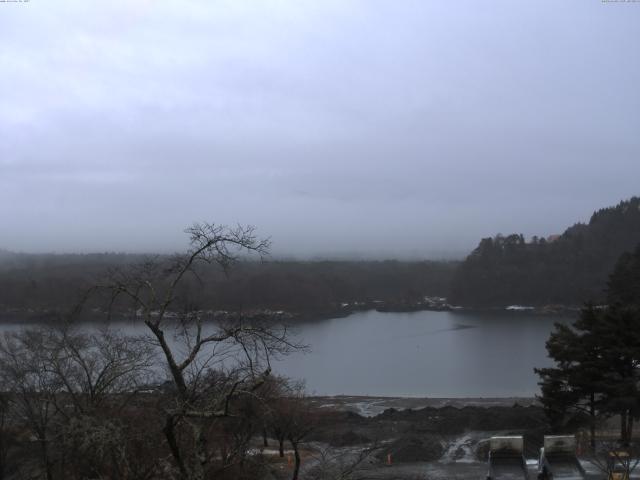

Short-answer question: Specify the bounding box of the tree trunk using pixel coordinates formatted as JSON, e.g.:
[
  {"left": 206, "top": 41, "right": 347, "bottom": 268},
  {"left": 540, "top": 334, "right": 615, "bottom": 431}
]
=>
[
  {"left": 262, "top": 427, "right": 268, "bottom": 447},
  {"left": 163, "top": 415, "right": 189, "bottom": 480},
  {"left": 621, "top": 411, "right": 629, "bottom": 446},
  {"left": 191, "top": 423, "right": 207, "bottom": 480},
  {"left": 589, "top": 393, "right": 596, "bottom": 450},
  {"left": 628, "top": 415, "right": 634, "bottom": 443},
  {"left": 35, "top": 427, "right": 53, "bottom": 480},
  {"left": 291, "top": 440, "right": 300, "bottom": 480},
  {"left": 0, "top": 436, "right": 4, "bottom": 480},
  {"left": 37, "top": 434, "right": 53, "bottom": 480},
  {"left": 278, "top": 438, "right": 284, "bottom": 457}
]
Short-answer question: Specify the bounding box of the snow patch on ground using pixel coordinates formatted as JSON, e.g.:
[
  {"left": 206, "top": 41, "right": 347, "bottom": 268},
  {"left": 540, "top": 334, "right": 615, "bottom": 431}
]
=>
[
  {"left": 349, "top": 400, "right": 395, "bottom": 417},
  {"left": 505, "top": 305, "right": 535, "bottom": 311},
  {"left": 440, "top": 434, "right": 476, "bottom": 463}
]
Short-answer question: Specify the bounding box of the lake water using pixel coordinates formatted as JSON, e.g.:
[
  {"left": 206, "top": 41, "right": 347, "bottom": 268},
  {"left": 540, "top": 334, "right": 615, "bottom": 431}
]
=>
[
  {"left": 274, "top": 309, "right": 574, "bottom": 398},
  {"left": 0, "top": 309, "right": 574, "bottom": 398}
]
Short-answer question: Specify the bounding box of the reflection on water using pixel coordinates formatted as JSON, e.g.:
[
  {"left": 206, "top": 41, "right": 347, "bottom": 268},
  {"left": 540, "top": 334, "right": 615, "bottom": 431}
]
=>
[
  {"left": 273, "top": 309, "right": 574, "bottom": 397},
  {"left": 0, "top": 309, "right": 574, "bottom": 398}
]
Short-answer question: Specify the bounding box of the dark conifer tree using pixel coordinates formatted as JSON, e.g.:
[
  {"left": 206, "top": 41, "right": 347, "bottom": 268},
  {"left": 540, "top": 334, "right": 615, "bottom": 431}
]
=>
[
  {"left": 536, "top": 243, "right": 640, "bottom": 446},
  {"left": 536, "top": 305, "right": 604, "bottom": 448}
]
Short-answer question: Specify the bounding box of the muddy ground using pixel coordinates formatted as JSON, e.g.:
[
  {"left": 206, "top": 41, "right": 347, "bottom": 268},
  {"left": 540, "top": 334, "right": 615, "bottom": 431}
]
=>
[{"left": 265, "top": 396, "right": 555, "bottom": 479}]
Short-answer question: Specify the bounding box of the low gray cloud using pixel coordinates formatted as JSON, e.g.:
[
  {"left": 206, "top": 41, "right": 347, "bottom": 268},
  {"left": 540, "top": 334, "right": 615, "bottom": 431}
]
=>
[{"left": 1, "top": 0, "right": 639, "bottom": 258}]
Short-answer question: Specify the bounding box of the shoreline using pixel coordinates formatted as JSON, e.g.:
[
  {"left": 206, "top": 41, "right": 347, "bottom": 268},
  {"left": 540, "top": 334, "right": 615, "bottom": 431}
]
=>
[
  {"left": 0, "top": 300, "right": 582, "bottom": 324},
  {"left": 308, "top": 395, "right": 539, "bottom": 417}
]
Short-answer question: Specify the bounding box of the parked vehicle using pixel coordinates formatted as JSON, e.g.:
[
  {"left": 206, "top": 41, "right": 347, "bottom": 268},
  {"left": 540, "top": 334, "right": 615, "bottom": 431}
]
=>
[
  {"left": 538, "top": 435, "right": 585, "bottom": 480},
  {"left": 487, "top": 436, "right": 529, "bottom": 480}
]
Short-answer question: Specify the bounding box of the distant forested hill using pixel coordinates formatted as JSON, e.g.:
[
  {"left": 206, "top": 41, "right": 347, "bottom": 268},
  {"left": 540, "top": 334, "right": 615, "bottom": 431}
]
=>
[
  {"left": 0, "top": 252, "right": 456, "bottom": 317},
  {"left": 450, "top": 197, "right": 640, "bottom": 307}
]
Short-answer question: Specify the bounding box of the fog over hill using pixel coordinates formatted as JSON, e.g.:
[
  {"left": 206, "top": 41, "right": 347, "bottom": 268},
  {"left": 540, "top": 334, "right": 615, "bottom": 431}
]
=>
[{"left": 452, "top": 197, "right": 640, "bottom": 306}]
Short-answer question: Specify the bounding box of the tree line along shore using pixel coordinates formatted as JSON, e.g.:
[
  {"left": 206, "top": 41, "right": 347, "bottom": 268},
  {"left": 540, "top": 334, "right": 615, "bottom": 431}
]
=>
[{"left": 1, "top": 197, "right": 640, "bottom": 319}]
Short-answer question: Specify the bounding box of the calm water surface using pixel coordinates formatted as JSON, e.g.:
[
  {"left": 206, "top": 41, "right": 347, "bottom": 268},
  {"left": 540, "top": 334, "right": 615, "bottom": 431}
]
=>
[
  {"left": 274, "top": 309, "right": 574, "bottom": 397},
  {"left": 1, "top": 310, "right": 573, "bottom": 398}
]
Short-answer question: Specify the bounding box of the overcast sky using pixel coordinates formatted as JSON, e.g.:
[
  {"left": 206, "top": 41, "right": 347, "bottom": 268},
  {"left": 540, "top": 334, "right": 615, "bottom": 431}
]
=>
[{"left": 1, "top": 0, "right": 639, "bottom": 259}]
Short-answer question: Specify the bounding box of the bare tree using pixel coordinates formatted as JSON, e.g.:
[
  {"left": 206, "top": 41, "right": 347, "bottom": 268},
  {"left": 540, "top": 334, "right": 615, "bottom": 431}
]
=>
[
  {"left": 46, "top": 326, "right": 156, "bottom": 415},
  {"left": 0, "top": 329, "right": 61, "bottom": 480},
  {"left": 263, "top": 376, "right": 292, "bottom": 458},
  {"left": 306, "top": 443, "right": 380, "bottom": 480},
  {"left": 0, "top": 223, "right": 303, "bottom": 480},
  {"left": 285, "top": 386, "right": 314, "bottom": 480},
  {"left": 0, "top": 394, "right": 10, "bottom": 480},
  {"left": 0, "top": 325, "right": 158, "bottom": 479},
  {"left": 265, "top": 380, "right": 315, "bottom": 480},
  {"left": 91, "top": 223, "right": 301, "bottom": 480},
  {"left": 50, "top": 326, "right": 157, "bottom": 478},
  {"left": 256, "top": 375, "right": 286, "bottom": 448},
  {"left": 587, "top": 441, "right": 640, "bottom": 480}
]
